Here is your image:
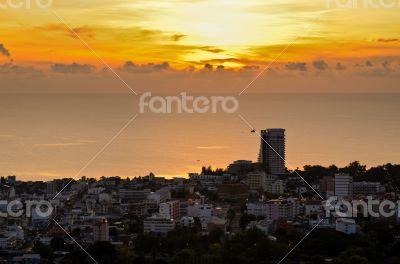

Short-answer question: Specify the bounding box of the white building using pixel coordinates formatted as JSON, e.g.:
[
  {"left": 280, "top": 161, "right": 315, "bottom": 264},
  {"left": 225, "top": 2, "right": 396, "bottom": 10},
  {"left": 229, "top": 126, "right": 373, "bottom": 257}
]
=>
[
  {"left": 247, "top": 199, "right": 299, "bottom": 221},
  {"left": 247, "top": 202, "right": 268, "bottom": 218},
  {"left": 156, "top": 187, "right": 172, "bottom": 202},
  {"left": 148, "top": 187, "right": 171, "bottom": 204},
  {"left": 144, "top": 215, "right": 175, "bottom": 235},
  {"left": 159, "top": 200, "right": 180, "bottom": 220},
  {"left": 336, "top": 218, "right": 356, "bottom": 234},
  {"left": 335, "top": 173, "right": 353, "bottom": 198},
  {"left": 265, "top": 199, "right": 299, "bottom": 221},
  {"left": 187, "top": 204, "right": 213, "bottom": 220}
]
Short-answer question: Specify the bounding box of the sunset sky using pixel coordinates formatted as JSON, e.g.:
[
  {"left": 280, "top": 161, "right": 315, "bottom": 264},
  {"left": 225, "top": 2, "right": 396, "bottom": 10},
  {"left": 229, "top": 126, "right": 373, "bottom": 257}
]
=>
[
  {"left": 1, "top": 1, "right": 400, "bottom": 180},
  {"left": 1, "top": 0, "right": 400, "bottom": 93}
]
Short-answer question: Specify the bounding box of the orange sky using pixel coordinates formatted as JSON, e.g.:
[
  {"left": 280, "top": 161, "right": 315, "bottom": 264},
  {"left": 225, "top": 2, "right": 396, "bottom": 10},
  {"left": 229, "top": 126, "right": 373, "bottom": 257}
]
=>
[{"left": 1, "top": 0, "right": 400, "bottom": 73}]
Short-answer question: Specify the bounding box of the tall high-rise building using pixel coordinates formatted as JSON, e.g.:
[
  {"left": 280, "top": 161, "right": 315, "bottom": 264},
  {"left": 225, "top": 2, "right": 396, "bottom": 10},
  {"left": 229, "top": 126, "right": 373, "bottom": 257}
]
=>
[
  {"left": 334, "top": 173, "right": 353, "bottom": 198},
  {"left": 258, "top": 129, "right": 286, "bottom": 176},
  {"left": 320, "top": 176, "right": 335, "bottom": 197},
  {"left": 7, "top": 175, "right": 16, "bottom": 185},
  {"left": 46, "top": 181, "right": 57, "bottom": 199}
]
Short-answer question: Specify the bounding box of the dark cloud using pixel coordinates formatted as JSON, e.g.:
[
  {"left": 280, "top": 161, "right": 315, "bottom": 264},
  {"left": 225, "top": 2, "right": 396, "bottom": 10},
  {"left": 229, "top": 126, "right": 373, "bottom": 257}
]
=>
[
  {"left": 170, "top": 34, "right": 186, "bottom": 42},
  {"left": 312, "top": 60, "right": 329, "bottom": 71},
  {"left": 203, "top": 64, "right": 213, "bottom": 71},
  {"left": 216, "top": 65, "right": 225, "bottom": 71},
  {"left": 0, "top": 63, "right": 41, "bottom": 75},
  {"left": 285, "top": 62, "right": 307, "bottom": 71},
  {"left": 36, "top": 24, "right": 187, "bottom": 43},
  {"left": 51, "top": 63, "right": 95, "bottom": 74},
  {"left": 35, "top": 24, "right": 96, "bottom": 39},
  {"left": 197, "top": 58, "right": 265, "bottom": 66},
  {"left": 200, "top": 47, "right": 225, "bottom": 53},
  {"left": 122, "top": 61, "right": 170, "bottom": 73},
  {"left": 68, "top": 26, "right": 96, "bottom": 39},
  {"left": 242, "top": 65, "right": 260, "bottom": 71},
  {"left": 352, "top": 59, "right": 398, "bottom": 77},
  {"left": 336, "top": 62, "right": 347, "bottom": 71},
  {"left": 0, "top": 44, "right": 11, "bottom": 57},
  {"left": 199, "top": 58, "right": 242, "bottom": 64},
  {"left": 382, "top": 61, "right": 391, "bottom": 71},
  {"left": 184, "top": 65, "right": 196, "bottom": 72},
  {"left": 377, "top": 38, "right": 400, "bottom": 43}
]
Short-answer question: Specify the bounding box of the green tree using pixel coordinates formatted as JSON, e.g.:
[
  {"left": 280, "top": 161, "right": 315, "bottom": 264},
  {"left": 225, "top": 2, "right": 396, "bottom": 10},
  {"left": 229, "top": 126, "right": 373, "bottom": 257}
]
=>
[
  {"left": 50, "top": 237, "right": 65, "bottom": 251},
  {"left": 33, "top": 242, "right": 54, "bottom": 262},
  {"left": 88, "top": 241, "right": 117, "bottom": 264},
  {"left": 343, "top": 255, "right": 369, "bottom": 264}
]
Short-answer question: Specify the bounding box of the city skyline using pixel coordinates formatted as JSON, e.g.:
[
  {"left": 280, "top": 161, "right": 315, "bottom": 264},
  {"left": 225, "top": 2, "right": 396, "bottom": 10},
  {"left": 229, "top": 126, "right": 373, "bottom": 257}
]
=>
[
  {"left": 1, "top": 1, "right": 400, "bottom": 181},
  {"left": 0, "top": 123, "right": 398, "bottom": 181}
]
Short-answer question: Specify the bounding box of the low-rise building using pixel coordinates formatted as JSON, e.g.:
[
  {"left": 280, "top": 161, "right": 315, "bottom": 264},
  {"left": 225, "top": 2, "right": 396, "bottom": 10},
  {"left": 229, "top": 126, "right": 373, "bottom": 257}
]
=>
[
  {"left": 144, "top": 215, "right": 175, "bottom": 235},
  {"left": 217, "top": 184, "right": 249, "bottom": 200},
  {"left": 353, "top": 182, "right": 385, "bottom": 195},
  {"left": 148, "top": 187, "right": 171, "bottom": 204},
  {"left": 266, "top": 179, "right": 285, "bottom": 195},
  {"left": 247, "top": 198, "right": 299, "bottom": 221},
  {"left": 159, "top": 200, "right": 180, "bottom": 220},
  {"left": 93, "top": 218, "right": 109, "bottom": 242},
  {"left": 305, "top": 201, "right": 322, "bottom": 216},
  {"left": 119, "top": 189, "right": 151, "bottom": 203},
  {"left": 336, "top": 218, "right": 356, "bottom": 234},
  {"left": 247, "top": 202, "right": 268, "bottom": 217},
  {"left": 180, "top": 216, "right": 195, "bottom": 227},
  {"left": 188, "top": 204, "right": 213, "bottom": 220},
  {"left": 247, "top": 172, "right": 266, "bottom": 190}
]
